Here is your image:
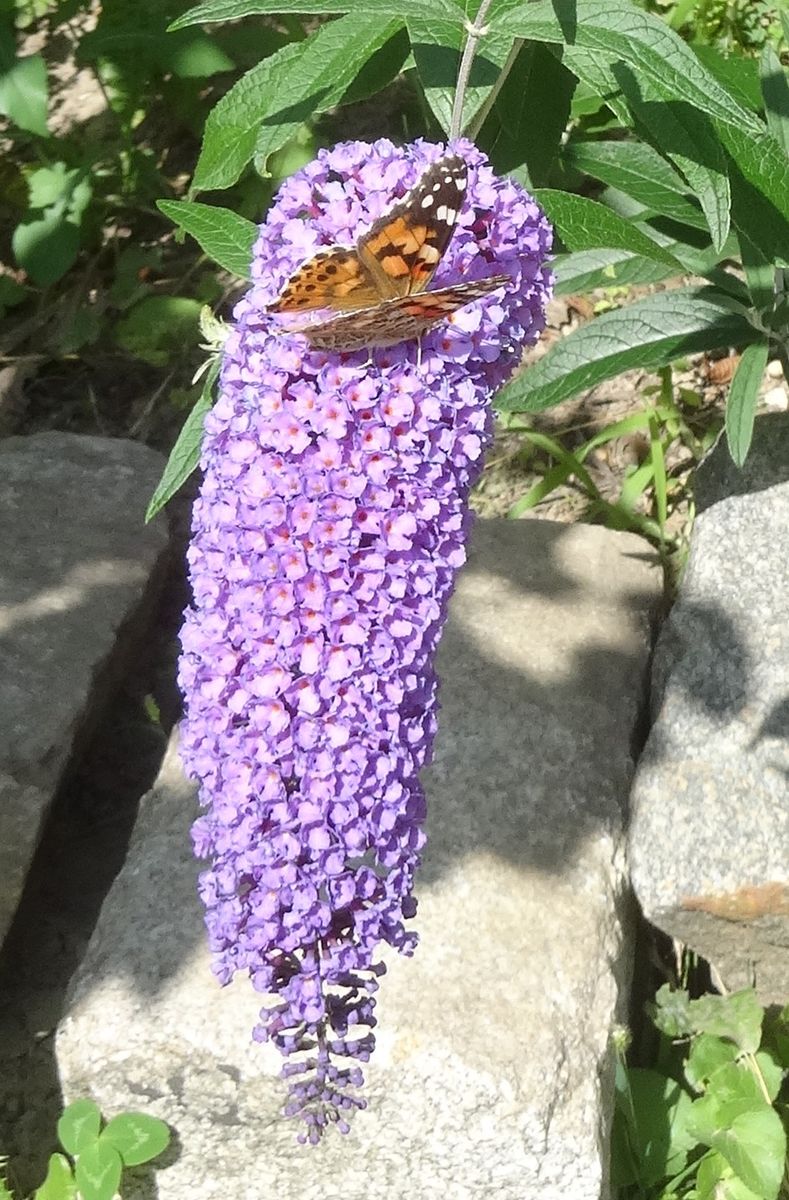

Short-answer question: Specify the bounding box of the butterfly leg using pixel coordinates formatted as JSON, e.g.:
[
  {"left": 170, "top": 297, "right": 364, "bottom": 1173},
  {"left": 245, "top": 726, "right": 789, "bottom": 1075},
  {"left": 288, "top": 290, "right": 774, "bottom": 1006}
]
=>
[{"left": 415, "top": 336, "right": 423, "bottom": 372}]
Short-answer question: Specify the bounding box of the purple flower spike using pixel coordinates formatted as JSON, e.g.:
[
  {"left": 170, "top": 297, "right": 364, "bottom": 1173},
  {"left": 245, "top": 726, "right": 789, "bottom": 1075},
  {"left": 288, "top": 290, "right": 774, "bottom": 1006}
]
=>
[{"left": 179, "top": 137, "right": 552, "bottom": 1139}]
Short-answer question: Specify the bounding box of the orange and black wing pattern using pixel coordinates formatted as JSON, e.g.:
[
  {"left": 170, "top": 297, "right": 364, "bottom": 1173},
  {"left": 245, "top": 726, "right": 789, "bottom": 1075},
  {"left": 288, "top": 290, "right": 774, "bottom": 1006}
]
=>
[
  {"left": 267, "top": 155, "right": 509, "bottom": 350},
  {"left": 356, "top": 155, "right": 468, "bottom": 300}
]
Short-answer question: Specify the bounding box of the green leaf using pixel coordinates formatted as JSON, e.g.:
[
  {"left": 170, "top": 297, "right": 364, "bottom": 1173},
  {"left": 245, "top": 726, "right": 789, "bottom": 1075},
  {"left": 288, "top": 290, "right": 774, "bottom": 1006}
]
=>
[
  {"left": 496, "top": 289, "right": 760, "bottom": 415},
  {"left": 760, "top": 46, "right": 789, "bottom": 159},
  {"left": 716, "top": 121, "right": 789, "bottom": 233},
  {"left": 253, "top": 15, "right": 402, "bottom": 177},
  {"left": 114, "top": 295, "right": 203, "bottom": 366},
  {"left": 761, "top": 1004, "right": 789, "bottom": 1068},
  {"left": 100, "top": 1112, "right": 170, "bottom": 1167},
  {"left": 711, "top": 1109, "right": 785, "bottom": 1200},
  {"left": 79, "top": 24, "right": 234, "bottom": 79},
  {"left": 619, "top": 457, "right": 655, "bottom": 512},
  {"left": 28, "top": 163, "right": 74, "bottom": 209},
  {"left": 562, "top": 139, "right": 707, "bottom": 230},
  {"left": 109, "top": 246, "right": 161, "bottom": 309},
  {"left": 73, "top": 1142, "right": 122, "bottom": 1200},
  {"left": 57, "top": 1099, "right": 102, "bottom": 1157},
  {"left": 494, "top": 0, "right": 789, "bottom": 237},
  {"left": 158, "top": 200, "right": 256, "bottom": 279},
  {"left": 692, "top": 44, "right": 761, "bottom": 114},
  {"left": 533, "top": 189, "right": 683, "bottom": 269},
  {"left": 651, "top": 984, "right": 693, "bottom": 1037},
  {"left": 686, "top": 990, "right": 765, "bottom": 1056},
  {"left": 739, "top": 232, "right": 775, "bottom": 313},
  {"left": 170, "top": 0, "right": 457, "bottom": 30},
  {"left": 508, "top": 429, "right": 600, "bottom": 519},
  {"left": 728, "top": 157, "right": 789, "bottom": 269},
  {"left": 614, "top": 1067, "right": 697, "bottom": 1187},
  {"left": 753, "top": 1050, "right": 784, "bottom": 1103},
  {"left": 33, "top": 1154, "right": 77, "bottom": 1200},
  {"left": 192, "top": 13, "right": 401, "bottom": 192},
  {"left": 553, "top": 247, "right": 676, "bottom": 295},
  {"left": 12, "top": 211, "right": 80, "bottom": 286},
  {"left": 647, "top": 408, "right": 667, "bottom": 532},
  {"left": 696, "top": 1152, "right": 763, "bottom": 1200},
  {"left": 407, "top": 13, "right": 511, "bottom": 136},
  {"left": 164, "top": 32, "right": 235, "bottom": 78},
  {"left": 561, "top": 45, "right": 631, "bottom": 125},
  {"left": 509, "top": 454, "right": 580, "bottom": 517},
  {"left": 685, "top": 1034, "right": 738, "bottom": 1091},
  {"left": 726, "top": 341, "right": 768, "bottom": 469},
  {"left": 480, "top": 43, "right": 576, "bottom": 182},
  {"left": 338, "top": 23, "right": 409, "bottom": 107},
  {"left": 0, "top": 23, "right": 48, "bottom": 136},
  {"left": 495, "top": 0, "right": 761, "bottom": 134},
  {"left": 145, "top": 358, "right": 220, "bottom": 521},
  {"left": 191, "top": 39, "right": 307, "bottom": 191},
  {"left": 611, "top": 66, "right": 731, "bottom": 252},
  {"left": 702, "top": 1060, "right": 770, "bottom": 1114}
]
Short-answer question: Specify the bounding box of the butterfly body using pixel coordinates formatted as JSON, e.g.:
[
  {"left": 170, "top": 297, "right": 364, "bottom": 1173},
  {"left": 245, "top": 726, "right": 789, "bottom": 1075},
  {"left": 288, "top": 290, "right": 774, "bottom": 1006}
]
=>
[{"left": 267, "top": 155, "right": 509, "bottom": 351}]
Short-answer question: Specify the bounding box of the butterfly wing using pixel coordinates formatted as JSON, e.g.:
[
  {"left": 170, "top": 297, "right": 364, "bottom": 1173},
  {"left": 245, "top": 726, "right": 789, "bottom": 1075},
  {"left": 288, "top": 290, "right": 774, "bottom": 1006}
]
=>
[
  {"left": 299, "top": 275, "right": 510, "bottom": 351},
  {"left": 358, "top": 155, "right": 468, "bottom": 300},
  {"left": 267, "top": 247, "right": 380, "bottom": 315},
  {"left": 268, "top": 155, "right": 470, "bottom": 318}
]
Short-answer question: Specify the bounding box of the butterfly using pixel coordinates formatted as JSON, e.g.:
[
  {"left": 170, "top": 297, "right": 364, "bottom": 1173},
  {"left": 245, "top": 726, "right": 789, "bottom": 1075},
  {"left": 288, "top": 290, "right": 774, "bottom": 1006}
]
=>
[{"left": 267, "top": 155, "right": 510, "bottom": 352}]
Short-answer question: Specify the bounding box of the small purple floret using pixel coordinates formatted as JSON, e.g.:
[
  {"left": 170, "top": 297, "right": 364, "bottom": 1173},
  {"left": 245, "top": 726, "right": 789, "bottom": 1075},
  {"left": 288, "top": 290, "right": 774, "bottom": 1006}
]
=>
[{"left": 178, "top": 137, "right": 552, "bottom": 1139}]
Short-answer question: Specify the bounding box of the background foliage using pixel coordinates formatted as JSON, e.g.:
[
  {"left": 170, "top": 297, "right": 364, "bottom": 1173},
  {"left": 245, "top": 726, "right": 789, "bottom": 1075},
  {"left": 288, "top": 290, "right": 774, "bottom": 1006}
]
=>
[{"left": 1, "top": 0, "right": 788, "bottom": 523}]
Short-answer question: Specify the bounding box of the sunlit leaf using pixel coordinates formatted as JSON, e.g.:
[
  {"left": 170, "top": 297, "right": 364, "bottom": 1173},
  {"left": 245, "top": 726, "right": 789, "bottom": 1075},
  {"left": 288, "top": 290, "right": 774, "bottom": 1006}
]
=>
[
  {"left": 170, "top": 0, "right": 458, "bottom": 29},
  {"left": 145, "top": 358, "right": 220, "bottom": 521},
  {"left": 158, "top": 200, "right": 256, "bottom": 279},
  {"left": 0, "top": 23, "right": 48, "bottom": 136},
  {"left": 12, "top": 213, "right": 80, "bottom": 286},
  {"left": 74, "top": 1142, "right": 122, "bottom": 1200},
  {"left": 535, "top": 188, "right": 683, "bottom": 268},
  {"left": 726, "top": 341, "right": 768, "bottom": 468},
  {"left": 32, "top": 1154, "right": 77, "bottom": 1200},
  {"left": 100, "top": 1112, "right": 170, "bottom": 1167},
  {"left": 497, "top": 289, "right": 759, "bottom": 414},
  {"left": 57, "top": 1099, "right": 101, "bottom": 1157}
]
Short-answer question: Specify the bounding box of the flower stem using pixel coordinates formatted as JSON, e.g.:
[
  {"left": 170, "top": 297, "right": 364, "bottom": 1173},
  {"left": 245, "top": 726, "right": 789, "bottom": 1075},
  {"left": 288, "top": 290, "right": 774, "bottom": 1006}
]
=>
[
  {"left": 449, "top": 0, "right": 498, "bottom": 142},
  {"left": 465, "top": 37, "right": 525, "bottom": 142}
]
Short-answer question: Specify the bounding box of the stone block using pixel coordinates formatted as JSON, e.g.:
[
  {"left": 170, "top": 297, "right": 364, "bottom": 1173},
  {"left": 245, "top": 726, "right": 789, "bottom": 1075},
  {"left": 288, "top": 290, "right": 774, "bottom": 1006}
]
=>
[
  {"left": 630, "top": 415, "right": 789, "bottom": 1001},
  {"left": 57, "top": 519, "right": 661, "bottom": 1199},
  {"left": 0, "top": 433, "right": 169, "bottom": 944}
]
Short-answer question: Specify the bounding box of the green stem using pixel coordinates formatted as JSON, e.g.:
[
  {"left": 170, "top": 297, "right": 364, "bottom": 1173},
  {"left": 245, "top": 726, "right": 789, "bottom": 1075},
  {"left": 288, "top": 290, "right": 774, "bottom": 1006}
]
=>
[
  {"left": 465, "top": 37, "right": 525, "bottom": 142},
  {"left": 449, "top": 0, "right": 498, "bottom": 142}
]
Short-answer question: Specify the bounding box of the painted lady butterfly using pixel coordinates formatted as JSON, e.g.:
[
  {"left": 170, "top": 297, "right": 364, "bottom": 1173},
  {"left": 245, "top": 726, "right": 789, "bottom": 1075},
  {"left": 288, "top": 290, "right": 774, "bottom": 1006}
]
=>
[{"left": 267, "top": 155, "right": 510, "bottom": 352}]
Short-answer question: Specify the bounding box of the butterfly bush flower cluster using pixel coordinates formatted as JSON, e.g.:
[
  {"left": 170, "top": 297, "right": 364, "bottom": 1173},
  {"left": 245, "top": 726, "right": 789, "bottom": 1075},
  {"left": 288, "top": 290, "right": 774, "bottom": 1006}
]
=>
[{"left": 179, "top": 137, "right": 552, "bottom": 1141}]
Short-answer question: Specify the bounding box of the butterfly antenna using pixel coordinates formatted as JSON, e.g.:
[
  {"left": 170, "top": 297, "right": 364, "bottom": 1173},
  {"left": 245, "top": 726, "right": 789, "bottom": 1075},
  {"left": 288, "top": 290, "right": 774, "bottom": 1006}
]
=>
[{"left": 449, "top": 0, "right": 497, "bottom": 142}]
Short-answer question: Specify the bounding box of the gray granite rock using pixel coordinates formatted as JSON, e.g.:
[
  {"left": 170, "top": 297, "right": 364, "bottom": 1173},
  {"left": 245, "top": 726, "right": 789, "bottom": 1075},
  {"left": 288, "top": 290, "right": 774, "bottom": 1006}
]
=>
[
  {"left": 56, "top": 519, "right": 661, "bottom": 1200},
  {"left": 630, "top": 414, "right": 789, "bottom": 1001},
  {"left": 694, "top": 411, "right": 789, "bottom": 512},
  {"left": 0, "top": 432, "right": 169, "bottom": 944}
]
